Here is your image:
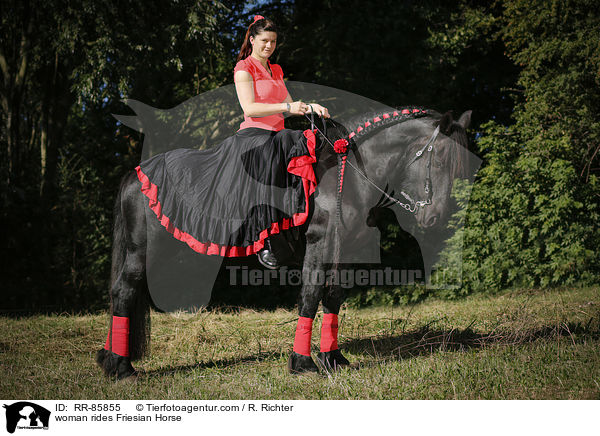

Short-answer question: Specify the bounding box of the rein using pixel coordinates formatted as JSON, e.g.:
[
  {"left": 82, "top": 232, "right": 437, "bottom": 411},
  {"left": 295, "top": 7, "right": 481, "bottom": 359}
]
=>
[{"left": 304, "top": 110, "right": 441, "bottom": 214}]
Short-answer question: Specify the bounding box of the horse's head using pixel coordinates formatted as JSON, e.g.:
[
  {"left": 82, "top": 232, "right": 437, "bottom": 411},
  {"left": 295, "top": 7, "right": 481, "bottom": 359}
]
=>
[{"left": 397, "top": 110, "right": 472, "bottom": 228}]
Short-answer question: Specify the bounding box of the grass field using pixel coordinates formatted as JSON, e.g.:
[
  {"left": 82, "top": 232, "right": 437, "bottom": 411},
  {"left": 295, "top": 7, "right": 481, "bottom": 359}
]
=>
[{"left": 1, "top": 286, "right": 599, "bottom": 400}]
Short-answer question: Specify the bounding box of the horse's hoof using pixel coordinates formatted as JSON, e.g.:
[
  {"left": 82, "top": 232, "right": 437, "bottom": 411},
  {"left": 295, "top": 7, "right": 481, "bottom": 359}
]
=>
[
  {"left": 96, "top": 348, "right": 137, "bottom": 381},
  {"left": 317, "top": 349, "right": 350, "bottom": 371},
  {"left": 117, "top": 371, "right": 139, "bottom": 383},
  {"left": 288, "top": 351, "right": 319, "bottom": 375},
  {"left": 115, "top": 364, "right": 137, "bottom": 381}
]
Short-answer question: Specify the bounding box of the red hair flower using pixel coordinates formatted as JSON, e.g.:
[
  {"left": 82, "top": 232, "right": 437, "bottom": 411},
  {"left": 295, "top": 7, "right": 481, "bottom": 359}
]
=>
[
  {"left": 253, "top": 15, "right": 264, "bottom": 23},
  {"left": 334, "top": 138, "right": 349, "bottom": 154}
]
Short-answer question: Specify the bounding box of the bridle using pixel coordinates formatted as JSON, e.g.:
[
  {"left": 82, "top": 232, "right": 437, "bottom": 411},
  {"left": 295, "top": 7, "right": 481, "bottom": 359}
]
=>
[{"left": 304, "top": 109, "right": 441, "bottom": 214}]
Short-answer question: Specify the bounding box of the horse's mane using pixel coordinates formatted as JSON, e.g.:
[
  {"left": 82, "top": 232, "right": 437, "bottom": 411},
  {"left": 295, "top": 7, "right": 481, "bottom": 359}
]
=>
[
  {"left": 334, "top": 106, "right": 431, "bottom": 145},
  {"left": 445, "top": 116, "right": 471, "bottom": 179},
  {"left": 325, "top": 107, "right": 469, "bottom": 180}
]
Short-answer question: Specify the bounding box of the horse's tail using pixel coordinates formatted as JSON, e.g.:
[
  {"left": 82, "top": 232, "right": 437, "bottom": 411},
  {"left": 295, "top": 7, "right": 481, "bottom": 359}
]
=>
[
  {"left": 109, "top": 174, "right": 128, "bottom": 296},
  {"left": 128, "top": 278, "right": 151, "bottom": 362},
  {"left": 109, "top": 171, "right": 151, "bottom": 361}
]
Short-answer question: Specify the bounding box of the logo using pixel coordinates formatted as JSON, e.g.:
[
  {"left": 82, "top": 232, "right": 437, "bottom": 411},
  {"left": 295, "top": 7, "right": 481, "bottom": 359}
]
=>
[{"left": 3, "top": 402, "right": 50, "bottom": 433}]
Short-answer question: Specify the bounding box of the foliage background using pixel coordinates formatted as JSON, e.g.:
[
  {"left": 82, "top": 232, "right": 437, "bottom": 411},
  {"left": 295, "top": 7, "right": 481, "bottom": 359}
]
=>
[{"left": 1, "top": 0, "right": 598, "bottom": 313}]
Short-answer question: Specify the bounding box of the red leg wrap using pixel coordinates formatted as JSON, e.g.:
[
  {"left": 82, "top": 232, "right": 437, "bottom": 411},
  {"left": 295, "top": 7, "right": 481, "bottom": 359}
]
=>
[
  {"left": 104, "top": 316, "right": 130, "bottom": 357},
  {"left": 320, "top": 313, "right": 339, "bottom": 352},
  {"left": 292, "top": 316, "right": 313, "bottom": 356}
]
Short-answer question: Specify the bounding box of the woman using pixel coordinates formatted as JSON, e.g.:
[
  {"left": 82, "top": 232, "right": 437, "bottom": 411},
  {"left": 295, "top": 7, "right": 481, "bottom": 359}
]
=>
[
  {"left": 234, "top": 16, "right": 329, "bottom": 128},
  {"left": 233, "top": 15, "right": 329, "bottom": 268},
  {"left": 136, "top": 15, "right": 329, "bottom": 269}
]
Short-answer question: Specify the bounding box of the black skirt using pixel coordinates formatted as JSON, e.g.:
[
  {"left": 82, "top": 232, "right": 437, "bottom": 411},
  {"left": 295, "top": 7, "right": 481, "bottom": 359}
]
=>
[{"left": 136, "top": 127, "right": 317, "bottom": 256}]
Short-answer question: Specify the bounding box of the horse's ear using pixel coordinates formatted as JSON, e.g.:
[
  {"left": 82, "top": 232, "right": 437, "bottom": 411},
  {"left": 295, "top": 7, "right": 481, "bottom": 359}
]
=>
[
  {"left": 436, "top": 111, "right": 454, "bottom": 135},
  {"left": 457, "top": 110, "right": 472, "bottom": 130},
  {"left": 111, "top": 99, "right": 150, "bottom": 132},
  {"left": 112, "top": 113, "right": 144, "bottom": 132},
  {"left": 111, "top": 114, "right": 144, "bottom": 133}
]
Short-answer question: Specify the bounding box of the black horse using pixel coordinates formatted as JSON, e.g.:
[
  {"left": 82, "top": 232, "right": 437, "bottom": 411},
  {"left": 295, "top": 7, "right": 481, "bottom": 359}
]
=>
[{"left": 96, "top": 108, "right": 472, "bottom": 379}]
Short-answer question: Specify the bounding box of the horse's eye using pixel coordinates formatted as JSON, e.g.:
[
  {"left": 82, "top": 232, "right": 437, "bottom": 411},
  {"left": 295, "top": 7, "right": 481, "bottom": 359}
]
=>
[{"left": 433, "top": 158, "right": 444, "bottom": 168}]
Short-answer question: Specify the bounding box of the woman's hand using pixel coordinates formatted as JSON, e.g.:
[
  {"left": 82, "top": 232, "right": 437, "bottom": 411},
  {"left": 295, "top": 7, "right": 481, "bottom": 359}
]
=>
[
  {"left": 288, "top": 101, "right": 308, "bottom": 115},
  {"left": 285, "top": 100, "right": 331, "bottom": 118},
  {"left": 305, "top": 103, "right": 330, "bottom": 118}
]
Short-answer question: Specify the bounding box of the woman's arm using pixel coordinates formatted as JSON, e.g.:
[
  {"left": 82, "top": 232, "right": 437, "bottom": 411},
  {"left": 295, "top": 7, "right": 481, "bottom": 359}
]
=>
[{"left": 235, "top": 70, "right": 307, "bottom": 116}]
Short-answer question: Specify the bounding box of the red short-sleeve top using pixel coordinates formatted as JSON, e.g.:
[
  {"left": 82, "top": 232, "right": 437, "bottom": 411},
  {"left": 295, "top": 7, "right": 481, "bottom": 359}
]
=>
[{"left": 234, "top": 56, "right": 289, "bottom": 131}]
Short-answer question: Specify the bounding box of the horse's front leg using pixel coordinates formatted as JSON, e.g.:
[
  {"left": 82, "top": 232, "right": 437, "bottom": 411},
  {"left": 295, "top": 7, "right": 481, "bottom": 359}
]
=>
[
  {"left": 317, "top": 284, "right": 351, "bottom": 370},
  {"left": 288, "top": 279, "right": 323, "bottom": 374},
  {"left": 287, "top": 229, "right": 326, "bottom": 374}
]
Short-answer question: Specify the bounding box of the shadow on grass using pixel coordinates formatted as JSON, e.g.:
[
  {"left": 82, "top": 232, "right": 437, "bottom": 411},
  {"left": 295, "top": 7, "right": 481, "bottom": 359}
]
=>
[
  {"left": 343, "top": 317, "right": 600, "bottom": 366},
  {"left": 140, "top": 351, "right": 287, "bottom": 377},
  {"left": 137, "top": 316, "right": 599, "bottom": 378}
]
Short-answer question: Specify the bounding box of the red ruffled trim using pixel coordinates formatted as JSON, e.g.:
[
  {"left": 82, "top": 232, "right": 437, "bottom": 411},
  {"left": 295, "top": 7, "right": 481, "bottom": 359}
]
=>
[{"left": 136, "top": 129, "right": 317, "bottom": 257}]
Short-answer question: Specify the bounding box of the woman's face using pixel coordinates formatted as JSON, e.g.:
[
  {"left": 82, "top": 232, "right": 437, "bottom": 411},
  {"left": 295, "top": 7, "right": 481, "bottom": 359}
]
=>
[{"left": 250, "top": 31, "right": 277, "bottom": 58}]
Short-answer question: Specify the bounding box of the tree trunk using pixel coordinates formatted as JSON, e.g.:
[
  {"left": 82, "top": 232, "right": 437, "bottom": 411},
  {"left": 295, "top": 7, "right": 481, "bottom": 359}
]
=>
[
  {"left": 0, "top": 3, "right": 31, "bottom": 188},
  {"left": 40, "top": 50, "right": 72, "bottom": 200}
]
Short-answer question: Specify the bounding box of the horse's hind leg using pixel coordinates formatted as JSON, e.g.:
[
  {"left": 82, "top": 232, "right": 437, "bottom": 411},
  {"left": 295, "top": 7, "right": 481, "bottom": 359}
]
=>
[
  {"left": 96, "top": 248, "right": 148, "bottom": 380},
  {"left": 317, "top": 285, "right": 350, "bottom": 370},
  {"left": 97, "top": 172, "right": 150, "bottom": 380}
]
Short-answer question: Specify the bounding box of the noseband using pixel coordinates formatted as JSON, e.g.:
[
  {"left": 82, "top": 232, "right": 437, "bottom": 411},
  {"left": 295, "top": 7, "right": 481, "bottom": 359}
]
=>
[{"left": 400, "top": 125, "right": 440, "bottom": 211}]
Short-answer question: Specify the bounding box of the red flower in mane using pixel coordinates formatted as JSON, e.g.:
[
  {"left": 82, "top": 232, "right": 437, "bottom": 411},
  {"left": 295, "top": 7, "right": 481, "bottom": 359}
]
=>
[{"left": 334, "top": 138, "right": 349, "bottom": 154}]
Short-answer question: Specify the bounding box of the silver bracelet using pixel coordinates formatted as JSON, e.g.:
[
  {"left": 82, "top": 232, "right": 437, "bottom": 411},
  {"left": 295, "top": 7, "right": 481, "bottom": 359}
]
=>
[{"left": 286, "top": 102, "right": 291, "bottom": 112}]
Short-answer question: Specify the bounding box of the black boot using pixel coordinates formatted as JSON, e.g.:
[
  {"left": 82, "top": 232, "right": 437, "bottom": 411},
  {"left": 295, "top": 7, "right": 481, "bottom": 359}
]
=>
[{"left": 257, "top": 239, "right": 280, "bottom": 269}]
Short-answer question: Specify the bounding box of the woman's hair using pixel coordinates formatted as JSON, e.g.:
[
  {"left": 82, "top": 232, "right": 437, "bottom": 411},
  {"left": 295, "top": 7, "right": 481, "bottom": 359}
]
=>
[{"left": 236, "top": 17, "right": 278, "bottom": 63}]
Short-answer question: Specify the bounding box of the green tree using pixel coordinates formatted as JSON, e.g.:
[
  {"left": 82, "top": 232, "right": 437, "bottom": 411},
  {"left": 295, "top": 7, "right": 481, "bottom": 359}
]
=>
[
  {"left": 0, "top": 0, "right": 239, "bottom": 312},
  {"left": 451, "top": 0, "right": 600, "bottom": 293}
]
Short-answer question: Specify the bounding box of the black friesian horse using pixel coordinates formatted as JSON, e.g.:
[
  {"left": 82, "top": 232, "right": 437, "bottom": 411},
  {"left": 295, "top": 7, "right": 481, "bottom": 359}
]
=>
[{"left": 96, "top": 108, "right": 472, "bottom": 379}]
